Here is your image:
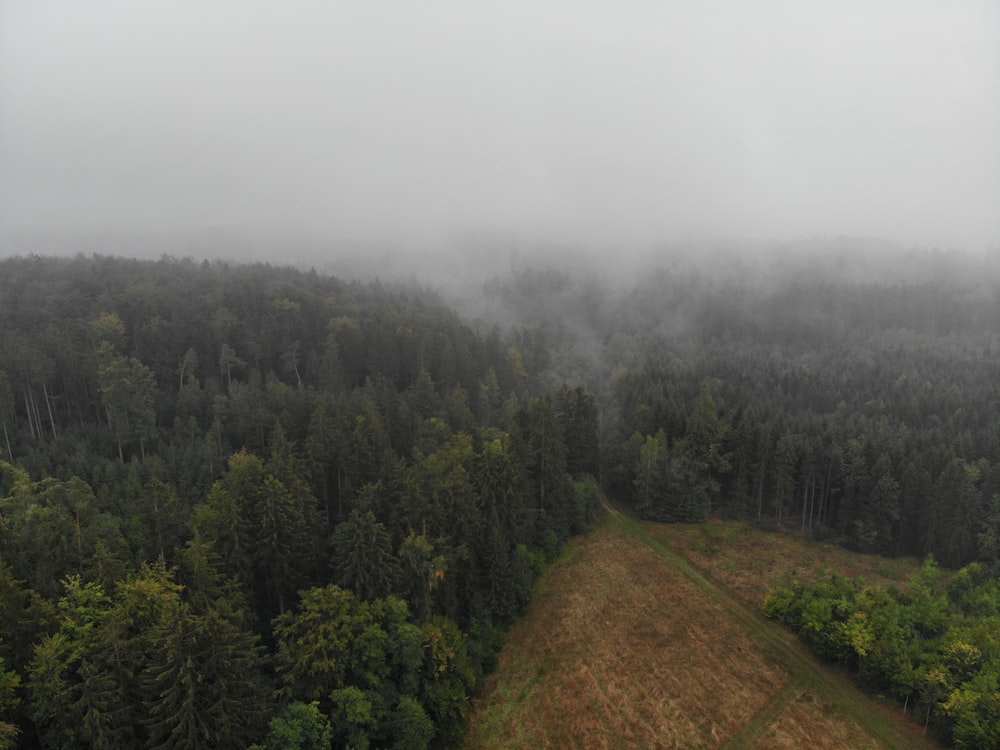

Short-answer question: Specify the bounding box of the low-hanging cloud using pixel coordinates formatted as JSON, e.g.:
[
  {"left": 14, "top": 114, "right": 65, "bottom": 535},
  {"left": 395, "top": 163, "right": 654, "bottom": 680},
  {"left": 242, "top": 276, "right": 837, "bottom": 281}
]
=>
[{"left": 1, "top": 1, "right": 997, "bottom": 253}]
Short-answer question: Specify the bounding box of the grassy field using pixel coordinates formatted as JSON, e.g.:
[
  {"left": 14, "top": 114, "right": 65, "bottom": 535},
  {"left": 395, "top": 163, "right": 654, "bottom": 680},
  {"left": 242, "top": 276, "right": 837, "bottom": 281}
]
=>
[
  {"left": 463, "top": 506, "right": 942, "bottom": 749},
  {"left": 646, "top": 518, "right": 919, "bottom": 611}
]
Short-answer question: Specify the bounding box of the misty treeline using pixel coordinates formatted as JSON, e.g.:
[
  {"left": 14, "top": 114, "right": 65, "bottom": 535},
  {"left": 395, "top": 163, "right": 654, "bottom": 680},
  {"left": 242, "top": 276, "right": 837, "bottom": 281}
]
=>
[
  {"left": 479, "top": 244, "right": 1000, "bottom": 567},
  {"left": 2, "top": 245, "right": 1000, "bottom": 748},
  {"left": 476, "top": 243, "right": 1000, "bottom": 749},
  {"left": 0, "top": 254, "right": 599, "bottom": 749}
]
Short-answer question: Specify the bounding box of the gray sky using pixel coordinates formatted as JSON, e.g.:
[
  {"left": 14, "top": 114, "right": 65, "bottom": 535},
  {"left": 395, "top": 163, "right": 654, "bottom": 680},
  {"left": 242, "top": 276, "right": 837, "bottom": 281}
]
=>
[{"left": 1, "top": 1, "right": 998, "bottom": 252}]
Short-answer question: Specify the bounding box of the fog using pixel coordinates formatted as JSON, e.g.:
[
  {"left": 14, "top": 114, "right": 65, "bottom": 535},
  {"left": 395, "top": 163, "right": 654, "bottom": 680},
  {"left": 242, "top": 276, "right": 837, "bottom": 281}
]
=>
[{"left": 1, "top": 2, "right": 998, "bottom": 260}]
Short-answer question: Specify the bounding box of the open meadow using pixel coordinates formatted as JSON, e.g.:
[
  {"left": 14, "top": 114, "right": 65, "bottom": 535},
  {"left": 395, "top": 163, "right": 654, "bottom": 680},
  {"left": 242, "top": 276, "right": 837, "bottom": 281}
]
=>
[{"left": 464, "top": 508, "right": 941, "bottom": 749}]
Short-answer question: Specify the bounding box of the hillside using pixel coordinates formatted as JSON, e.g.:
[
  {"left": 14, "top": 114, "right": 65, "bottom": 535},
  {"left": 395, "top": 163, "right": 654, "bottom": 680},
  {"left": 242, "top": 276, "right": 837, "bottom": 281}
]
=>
[{"left": 465, "top": 506, "right": 941, "bottom": 749}]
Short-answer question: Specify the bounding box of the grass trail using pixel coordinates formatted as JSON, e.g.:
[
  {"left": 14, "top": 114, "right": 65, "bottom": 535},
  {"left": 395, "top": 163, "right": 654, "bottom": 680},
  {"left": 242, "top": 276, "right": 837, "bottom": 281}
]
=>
[
  {"left": 722, "top": 678, "right": 804, "bottom": 750},
  {"left": 465, "top": 501, "right": 940, "bottom": 749},
  {"left": 606, "top": 501, "right": 937, "bottom": 750}
]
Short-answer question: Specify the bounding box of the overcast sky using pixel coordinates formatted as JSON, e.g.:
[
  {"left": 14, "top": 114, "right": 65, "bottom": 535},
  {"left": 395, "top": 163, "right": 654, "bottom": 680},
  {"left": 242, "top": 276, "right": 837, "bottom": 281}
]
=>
[{"left": 1, "top": 1, "right": 997, "bottom": 252}]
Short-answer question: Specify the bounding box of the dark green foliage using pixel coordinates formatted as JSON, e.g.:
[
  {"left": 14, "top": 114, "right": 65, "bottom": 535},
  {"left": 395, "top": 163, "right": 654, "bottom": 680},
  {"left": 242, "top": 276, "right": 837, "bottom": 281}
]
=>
[
  {"left": 272, "top": 585, "right": 358, "bottom": 704},
  {"left": 193, "top": 449, "right": 322, "bottom": 621},
  {"left": 418, "top": 615, "right": 477, "bottom": 745},
  {"left": 96, "top": 341, "right": 158, "bottom": 463},
  {"left": 135, "top": 478, "right": 186, "bottom": 565},
  {"left": 570, "top": 253, "right": 1000, "bottom": 568},
  {"left": 633, "top": 430, "right": 669, "bottom": 520},
  {"left": 249, "top": 701, "right": 333, "bottom": 750},
  {"left": 475, "top": 432, "right": 530, "bottom": 547},
  {"left": 516, "top": 395, "right": 574, "bottom": 542},
  {"left": 25, "top": 563, "right": 267, "bottom": 749},
  {"left": 395, "top": 533, "right": 446, "bottom": 623},
  {"left": 0, "top": 651, "right": 19, "bottom": 750},
  {"left": 332, "top": 510, "right": 397, "bottom": 602},
  {"left": 143, "top": 602, "right": 267, "bottom": 750},
  {"left": 391, "top": 695, "right": 435, "bottom": 750},
  {"left": 273, "top": 586, "right": 473, "bottom": 749},
  {"left": 0, "top": 254, "right": 590, "bottom": 747},
  {"left": 555, "top": 384, "right": 600, "bottom": 478},
  {"left": 0, "top": 471, "right": 132, "bottom": 600}
]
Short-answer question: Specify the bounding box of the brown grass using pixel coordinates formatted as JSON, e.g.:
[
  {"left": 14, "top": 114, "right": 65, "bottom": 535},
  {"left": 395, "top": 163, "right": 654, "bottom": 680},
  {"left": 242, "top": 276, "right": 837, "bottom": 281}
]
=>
[
  {"left": 464, "top": 512, "right": 941, "bottom": 750},
  {"left": 646, "top": 519, "right": 920, "bottom": 611},
  {"left": 755, "top": 691, "right": 885, "bottom": 750},
  {"left": 465, "top": 526, "right": 789, "bottom": 749}
]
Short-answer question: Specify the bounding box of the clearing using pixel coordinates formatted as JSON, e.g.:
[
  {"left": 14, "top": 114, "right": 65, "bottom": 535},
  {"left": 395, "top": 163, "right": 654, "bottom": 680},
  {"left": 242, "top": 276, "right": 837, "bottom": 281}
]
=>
[{"left": 464, "top": 505, "right": 941, "bottom": 749}]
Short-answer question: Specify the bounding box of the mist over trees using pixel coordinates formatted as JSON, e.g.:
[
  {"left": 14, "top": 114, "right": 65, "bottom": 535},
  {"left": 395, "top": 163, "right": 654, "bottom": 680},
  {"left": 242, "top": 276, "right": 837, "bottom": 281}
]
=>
[
  {"left": 466, "top": 243, "right": 1000, "bottom": 748},
  {"left": 469, "top": 243, "right": 1000, "bottom": 567},
  {"left": 2, "top": 245, "right": 1000, "bottom": 747}
]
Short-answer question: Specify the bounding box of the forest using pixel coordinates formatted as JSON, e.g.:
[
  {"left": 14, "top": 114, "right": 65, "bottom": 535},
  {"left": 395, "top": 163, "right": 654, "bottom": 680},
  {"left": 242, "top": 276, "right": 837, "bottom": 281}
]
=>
[
  {"left": 0, "top": 254, "right": 599, "bottom": 749},
  {"left": 1, "top": 246, "right": 999, "bottom": 748}
]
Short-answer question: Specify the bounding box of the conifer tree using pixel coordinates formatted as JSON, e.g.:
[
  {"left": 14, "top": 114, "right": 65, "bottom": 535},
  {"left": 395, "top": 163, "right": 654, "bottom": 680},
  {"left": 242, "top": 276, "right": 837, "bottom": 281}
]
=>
[
  {"left": 143, "top": 602, "right": 266, "bottom": 750},
  {"left": 332, "top": 510, "right": 397, "bottom": 601}
]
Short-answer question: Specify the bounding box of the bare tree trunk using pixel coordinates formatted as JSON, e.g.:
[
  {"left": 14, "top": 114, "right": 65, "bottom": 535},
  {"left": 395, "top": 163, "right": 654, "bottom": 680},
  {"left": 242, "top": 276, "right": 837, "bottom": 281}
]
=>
[
  {"left": 61, "top": 372, "right": 74, "bottom": 427},
  {"left": 29, "top": 386, "right": 43, "bottom": 441},
  {"left": 112, "top": 419, "right": 123, "bottom": 464},
  {"left": 808, "top": 477, "right": 816, "bottom": 530},
  {"left": 757, "top": 475, "right": 764, "bottom": 520},
  {"left": 43, "top": 381, "right": 58, "bottom": 440},
  {"left": 538, "top": 438, "right": 546, "bottom": 512},
  {"left": 2, "top": 422, "right": 11, "bottom": 458},
  {"left": 84, "top": 378, "right": 99, "bottom": 428},
  {"left": 337, "top": 466, "right": 343, "bottom": 522},
  {"left": 74, "top": 507, "right": 84, "bottom": 571},
  {"left": 22, "top": 387, "right": 36, "bottom": 440},
  {"left": 821, "top": 458, "right": 834, "bottom": 527},
  {"left": 801, "top": 485, "right": 808, "bottom": 533}
]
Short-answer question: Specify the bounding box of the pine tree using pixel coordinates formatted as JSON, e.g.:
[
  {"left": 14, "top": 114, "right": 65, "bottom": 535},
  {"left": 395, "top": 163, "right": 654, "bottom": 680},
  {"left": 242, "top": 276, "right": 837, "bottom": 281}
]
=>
[
  {"left": 333, "top": 510, "right": 397, "bottom": 601},
  {"left": 555, "top": 385, "right": 600, "bottom": 478},
  {"left": 255, "top": 475, "right": 309, "bottom": 617},
  {"left": 477, "top": 433, "right": 530, "bottom": 547},
  {"left": 143, "top": 602, "right": 266, "bottom": 750},
  {"left": 633, "top": 431, "right": 669, "bottom": 521},
  {"left": 396, "top": 533, "right": 446, "bottom": 622},
  {"left": 27, "top": 576, "right": 131, "bottom": 749},
  {"left": 521, "top": 396, "right": 569, "bottom": 541}
]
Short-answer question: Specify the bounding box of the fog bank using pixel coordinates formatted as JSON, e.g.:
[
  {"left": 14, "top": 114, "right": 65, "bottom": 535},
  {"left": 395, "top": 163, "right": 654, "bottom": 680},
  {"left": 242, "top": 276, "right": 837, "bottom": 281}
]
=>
[{"left": 2, "top": 2, "right": 998, "bottom": 253}]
